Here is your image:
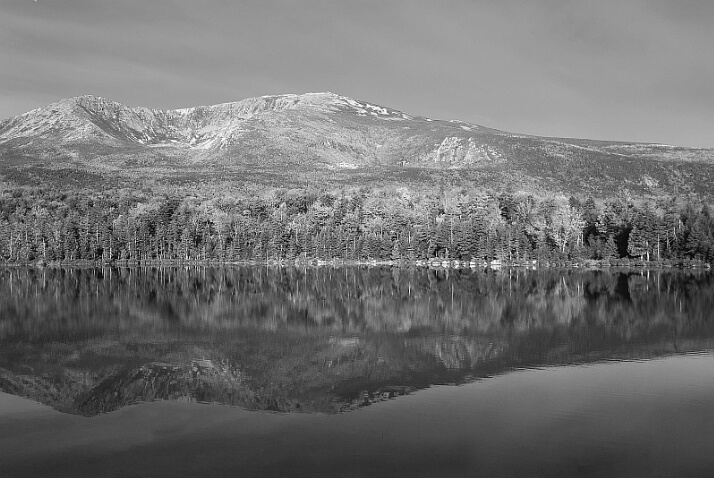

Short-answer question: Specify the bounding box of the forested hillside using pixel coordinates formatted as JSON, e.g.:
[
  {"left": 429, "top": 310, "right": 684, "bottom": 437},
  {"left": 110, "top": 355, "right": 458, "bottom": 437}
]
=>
[{"left": 1, "top": 186, "right": 711, "bottom": 266}]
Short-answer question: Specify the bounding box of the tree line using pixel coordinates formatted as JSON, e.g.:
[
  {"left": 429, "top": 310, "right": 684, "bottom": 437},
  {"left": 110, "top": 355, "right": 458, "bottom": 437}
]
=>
[{"left": 0, "top": 186, "right": 712, "bottom": 265}]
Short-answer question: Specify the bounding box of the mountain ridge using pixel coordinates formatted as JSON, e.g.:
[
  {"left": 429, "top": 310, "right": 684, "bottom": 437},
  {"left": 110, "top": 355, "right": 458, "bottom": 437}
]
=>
[{"left": 1, "top": 92, "right": 713, "bottom": 197}]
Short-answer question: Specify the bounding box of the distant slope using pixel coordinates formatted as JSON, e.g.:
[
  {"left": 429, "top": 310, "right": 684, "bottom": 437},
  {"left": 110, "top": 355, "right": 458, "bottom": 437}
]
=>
[{"left": 1, "top": 92, "right": 713, "bottom": 197}]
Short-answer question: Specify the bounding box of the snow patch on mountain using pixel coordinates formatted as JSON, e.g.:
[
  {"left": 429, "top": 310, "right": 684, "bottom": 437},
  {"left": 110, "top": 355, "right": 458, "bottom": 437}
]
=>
[{"left": 312, "top": 93, "right": 415, "bottom": 121}]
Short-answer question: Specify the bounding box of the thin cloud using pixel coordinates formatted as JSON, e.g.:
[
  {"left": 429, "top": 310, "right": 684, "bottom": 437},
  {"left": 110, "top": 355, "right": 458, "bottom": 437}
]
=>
[{"left": 1, "top": 0, "right": 713, "bottom": 147}]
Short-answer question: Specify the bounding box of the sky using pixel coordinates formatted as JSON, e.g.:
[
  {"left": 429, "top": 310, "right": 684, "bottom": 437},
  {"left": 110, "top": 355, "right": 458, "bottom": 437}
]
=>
[{"left": 2, "top": 0, "right": 714, "bottom": 148}]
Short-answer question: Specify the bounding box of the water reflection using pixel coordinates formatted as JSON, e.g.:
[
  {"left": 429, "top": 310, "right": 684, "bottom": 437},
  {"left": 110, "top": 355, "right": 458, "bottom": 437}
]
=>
[{"left": 1, "top": 267, "right": 713, "bottom": 415}]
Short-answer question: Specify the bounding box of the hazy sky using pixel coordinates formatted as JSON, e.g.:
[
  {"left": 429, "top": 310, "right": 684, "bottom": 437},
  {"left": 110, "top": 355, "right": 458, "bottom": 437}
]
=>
[{"left": 2, "top": 0, "right": 713, "bottom": 147}]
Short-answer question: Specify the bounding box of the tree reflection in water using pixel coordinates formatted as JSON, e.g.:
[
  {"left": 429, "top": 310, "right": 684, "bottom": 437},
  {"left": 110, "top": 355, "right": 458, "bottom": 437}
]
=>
[{"left": 1, "top": 266, "right": 712, "bottom": 415}]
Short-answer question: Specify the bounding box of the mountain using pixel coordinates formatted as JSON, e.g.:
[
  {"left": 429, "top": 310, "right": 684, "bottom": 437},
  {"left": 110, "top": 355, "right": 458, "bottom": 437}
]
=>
[
  {"left": 1, "top": 92, "right": 714, "bottom": 197},
  {"left": 0, "top": 92, "right": 512, "bottom": 168}
]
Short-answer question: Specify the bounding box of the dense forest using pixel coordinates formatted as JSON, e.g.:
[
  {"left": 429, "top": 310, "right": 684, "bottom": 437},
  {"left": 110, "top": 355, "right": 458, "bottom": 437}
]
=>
[{"left": 0, "top": 186, "right": 712, "bottom": 266}]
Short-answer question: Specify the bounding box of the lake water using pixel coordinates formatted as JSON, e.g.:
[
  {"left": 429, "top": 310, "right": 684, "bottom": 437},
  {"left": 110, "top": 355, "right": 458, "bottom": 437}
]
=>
[{"left": 1, "top": 266, "right": 713, "bottom": 477}]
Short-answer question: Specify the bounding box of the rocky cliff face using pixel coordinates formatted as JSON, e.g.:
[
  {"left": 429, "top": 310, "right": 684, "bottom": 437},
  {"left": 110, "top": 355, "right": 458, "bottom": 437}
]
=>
[{"left": 1, "top": 94, "right": 315, "bottom": 148}]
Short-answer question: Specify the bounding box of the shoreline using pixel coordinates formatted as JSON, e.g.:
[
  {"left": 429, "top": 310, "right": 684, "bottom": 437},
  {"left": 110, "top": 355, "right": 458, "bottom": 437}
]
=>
[{"left": 0, "top": 258, "right": 711, "bottom": 270}]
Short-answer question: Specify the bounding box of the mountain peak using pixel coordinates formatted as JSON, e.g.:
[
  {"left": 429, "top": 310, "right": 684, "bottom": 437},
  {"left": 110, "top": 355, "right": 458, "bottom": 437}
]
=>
[
  {"left": 67, "top": 94, "right": 111, "bottom": 103},
  {"left": 48, "top": 94, "right": 121, "bottom": 110}
]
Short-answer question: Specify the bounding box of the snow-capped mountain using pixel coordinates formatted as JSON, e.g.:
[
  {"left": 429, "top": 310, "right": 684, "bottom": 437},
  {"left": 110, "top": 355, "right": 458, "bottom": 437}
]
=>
[
  {"left": 1, "top": 92, "right": 713, "bottom": 197},
  {"left": 0, "top": 92, "right": 509, "bottom": 165}
]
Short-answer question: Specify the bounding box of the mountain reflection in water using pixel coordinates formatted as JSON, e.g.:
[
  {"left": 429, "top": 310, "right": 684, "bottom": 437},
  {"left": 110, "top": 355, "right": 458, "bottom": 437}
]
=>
[{"left": 1, "top": 266, "right": 713, "bottom": 416}]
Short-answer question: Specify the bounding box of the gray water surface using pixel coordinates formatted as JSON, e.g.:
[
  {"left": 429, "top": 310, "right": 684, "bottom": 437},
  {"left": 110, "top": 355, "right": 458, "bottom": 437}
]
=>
[{"left": 1, "top": 267, "right": 713, "bottom": 477}]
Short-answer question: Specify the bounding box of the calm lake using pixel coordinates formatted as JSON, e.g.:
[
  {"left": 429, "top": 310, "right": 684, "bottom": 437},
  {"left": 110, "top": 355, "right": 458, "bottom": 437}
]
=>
[{"left": 1, "top": 266, "right": 713, "bottom": 477}]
